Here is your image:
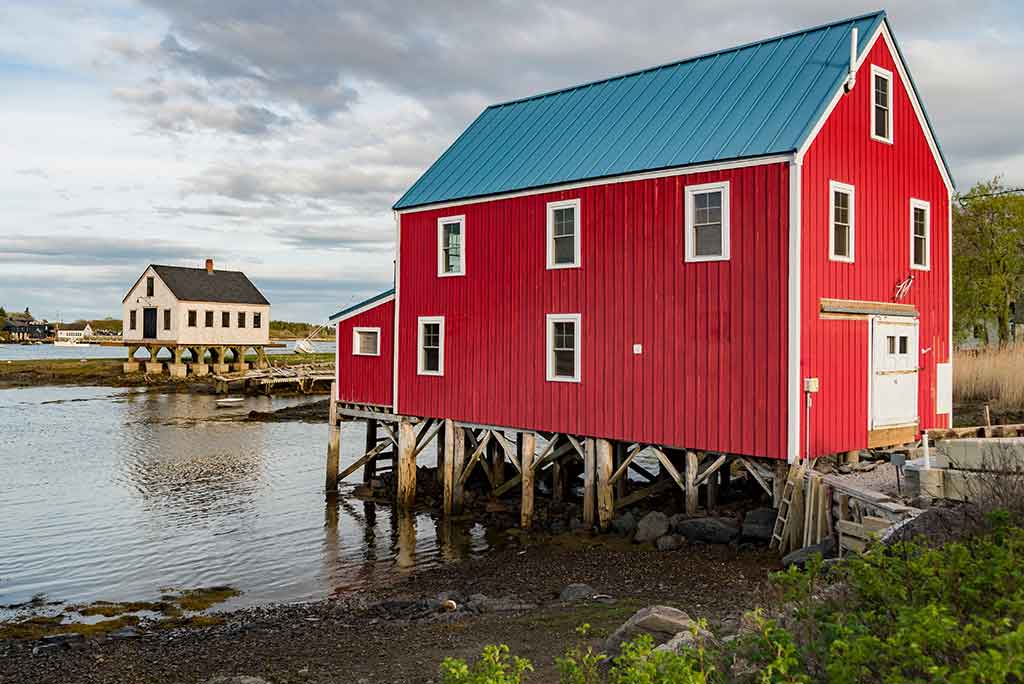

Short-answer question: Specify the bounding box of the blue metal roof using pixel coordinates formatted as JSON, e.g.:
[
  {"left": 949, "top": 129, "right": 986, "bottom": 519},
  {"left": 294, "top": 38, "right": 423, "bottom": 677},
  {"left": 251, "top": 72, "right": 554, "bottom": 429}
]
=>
[
  {"left": 396, "top": 12, "right": 899, "bottom": 210},
  {"left": 329, "top": 288, "right": 395, "bottom": 322}
]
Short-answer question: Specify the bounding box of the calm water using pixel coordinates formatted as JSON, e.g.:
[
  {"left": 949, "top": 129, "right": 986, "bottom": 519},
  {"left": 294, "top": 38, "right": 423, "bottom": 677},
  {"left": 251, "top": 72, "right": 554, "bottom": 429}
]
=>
[
  {"left": 0, "top": 340, "right": 335, "bottom": 362},
  {"left": 0, "top": 385, "right": 496, "bottom": 616}
]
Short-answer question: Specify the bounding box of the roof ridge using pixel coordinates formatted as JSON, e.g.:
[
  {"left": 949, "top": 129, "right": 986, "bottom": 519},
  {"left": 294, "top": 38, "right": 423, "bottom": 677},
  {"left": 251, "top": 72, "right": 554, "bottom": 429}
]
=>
[
  {"left": 151, "top": 263, "right": 245, "bottom": 274},
  {"left": 487, "top": 10, "right": 886, "bottom": 110}
]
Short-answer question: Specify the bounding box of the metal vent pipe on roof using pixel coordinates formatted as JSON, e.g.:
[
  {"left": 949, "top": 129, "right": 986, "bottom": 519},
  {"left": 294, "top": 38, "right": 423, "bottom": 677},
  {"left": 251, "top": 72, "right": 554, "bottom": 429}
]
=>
[{"left": 845, "top": 27, "right": 858, "bottom": 92}]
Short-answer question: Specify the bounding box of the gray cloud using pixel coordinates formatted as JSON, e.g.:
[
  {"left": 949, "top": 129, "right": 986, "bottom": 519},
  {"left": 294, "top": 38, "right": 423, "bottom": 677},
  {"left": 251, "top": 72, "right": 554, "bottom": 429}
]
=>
[
  {"left": 269, "top": 225, "right": 394, "bottom": 252},
  {"left": 0, "top": 235, "right": 203, "bottom": 265}
]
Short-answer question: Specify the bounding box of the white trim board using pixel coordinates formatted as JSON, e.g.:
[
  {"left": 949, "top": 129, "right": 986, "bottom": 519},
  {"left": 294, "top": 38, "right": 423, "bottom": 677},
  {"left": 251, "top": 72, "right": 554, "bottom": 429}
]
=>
[
  {"left": 787, "top": 160, "right": 802, "bottom": 463},
  {"left": 395, "top": 155, "right": 793, "bottom": 215},
  {"left": 417, "top": 316, "right": 445, "bottom": 376},
  {"left": 869, "top": 64, "right": 894, "bottom": 145},
  {"left": 546, "top": 199, "right": 582, "bottom": 269},
  {"left": 437, "top": 214, "right": 466, "bottom": 277},
  {"left": 332, "top": 293, "right": 396, "bottom": 323},
  {"left": 684, "top": 180, "right": 731, "bottom": 262},
  {"left": 795, "top": 21, "right": 954, "bottom": 195},
  {"left": 828, "top": 180, "right": 856, "bottom": 263},
  {"left": 545, "top": 313, "right": 581, "bottom": 383},
  {"left": 392, "top": 211, "right": 401, "bottom": 412}
]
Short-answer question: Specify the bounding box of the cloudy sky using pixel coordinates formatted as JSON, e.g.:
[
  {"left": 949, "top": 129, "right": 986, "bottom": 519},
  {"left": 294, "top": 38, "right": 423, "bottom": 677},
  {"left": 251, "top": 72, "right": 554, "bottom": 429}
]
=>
[{"left": 1, "top": 1, "right": 1021, "bottom": 323}]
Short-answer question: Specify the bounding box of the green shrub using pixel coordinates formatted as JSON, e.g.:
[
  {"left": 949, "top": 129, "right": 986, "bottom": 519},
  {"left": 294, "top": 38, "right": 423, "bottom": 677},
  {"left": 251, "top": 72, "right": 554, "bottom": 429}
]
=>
[{"left": 441, "top": 644, "right": 533, "bottom": 684}]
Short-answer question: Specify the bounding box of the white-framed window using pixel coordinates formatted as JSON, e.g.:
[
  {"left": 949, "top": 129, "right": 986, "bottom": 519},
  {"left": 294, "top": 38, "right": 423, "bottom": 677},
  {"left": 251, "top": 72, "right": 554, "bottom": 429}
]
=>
[
  {"left": 684, "top": 181, "right": 730, "bottom": 262},
  {"left": 870, "top": 65, "right": 893, "bottom": 144},
  {"left": 545, "top": 313, "right": 581, "bottom": 383},
  {"left": 417, "top": 316, "right": 444, "bottom": 376},
  {"left": 352, "top": 327, "right": 381, "bottom": 356},
  {"left": 546, "top": 199, "right": 581, "bottom": 269},
  {"left": 910, "top": 198, "right": 931, "bottom": 270},
  {"left": 437, "top": 215, "right": 465, "bottom": 277},
  {"left": 829, "top": 180, "right": 855, "bottom": 263}
]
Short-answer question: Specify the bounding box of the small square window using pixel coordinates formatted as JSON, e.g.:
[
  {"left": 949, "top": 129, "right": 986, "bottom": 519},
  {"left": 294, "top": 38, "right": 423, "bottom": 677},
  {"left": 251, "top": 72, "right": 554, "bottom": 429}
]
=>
[
  {"left": 829, "top": 181, "right": 855, "bottom": 263},
  {"left": 546, "top": 313, "right": 581, "bottom": 382},
  {"left": 238, "top": 312, "right": 246, "bottom": 328},
  {"left": 205, "top": 311, "right": 214, "bottom": 327},
  {"left": 353, "top": 327, "right": 381, "bottom": 356},
  {"left": 188, "top": 310, "right": 197, "bottom": 327},
  {"left": 910, "top": 199, "right": 930, "bottom": 270},
  {"left": 899, "top": 336, "right": 908, "bottom": 354},
  {"left": 871, "top": 65, "right": 893, "bottom": 144},
  {"left": 546, "top": 199, "right": 581, "bottom": 269},
  {"left": 685, "top": 182, "right": 730, "bottom": 262},
  {"left": 222, "top": 312, "right": 230, "bottom": 327},
  {"left": 417, "top": 317, "right": 444, "bottom": 375},
  {"left": 437, "top": 216, "right": 465, "bottom": 276},
  {"left": 887, "top": 335, "right": 896, "bottom": 354}
]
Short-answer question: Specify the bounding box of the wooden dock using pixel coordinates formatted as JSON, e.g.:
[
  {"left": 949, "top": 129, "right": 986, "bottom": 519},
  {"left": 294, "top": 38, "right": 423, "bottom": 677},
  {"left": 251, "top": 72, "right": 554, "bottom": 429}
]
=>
[{"left": 212, "top": 362, "right": 334, "bottom": 394}]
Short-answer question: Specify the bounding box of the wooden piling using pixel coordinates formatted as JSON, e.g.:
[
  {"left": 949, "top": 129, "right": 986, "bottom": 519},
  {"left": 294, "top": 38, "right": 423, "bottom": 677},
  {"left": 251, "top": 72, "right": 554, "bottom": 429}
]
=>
[
  {"left": 363, "top": 419, "right": 378, "bottom": 484},
  {"left": 583, "top": 438, "right": 596, "bottom": 528},
  {"left": 685, "top": 450, "right": 699, "bottom": 515},
  {"left": 520, "top": 432, "right": 536, "bottom": 529},
  {"left": 396, "top": 418, "right": 417, "bottom": 509},
  {"left": 325, "top": 382, "right": 340, "bottom": 494},
  {"left": 596, "top": 438, "right": 614, "bottom": 531},
  {"left": 451, "top": 423, "right": 465, "bottom": 513},
  {"left": 613, "top": 442, "right": 628, "bottom": 500},
  {"left": 551, "top": 447, "right": 565, "bottom": 505},
  {"left": 443, "top": 419, "right": 457, "bottom": 516}
]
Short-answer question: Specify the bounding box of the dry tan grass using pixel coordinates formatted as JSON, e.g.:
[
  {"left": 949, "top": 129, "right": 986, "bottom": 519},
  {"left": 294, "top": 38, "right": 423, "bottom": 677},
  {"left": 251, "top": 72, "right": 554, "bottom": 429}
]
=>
[{"left": 955, "top": 345, "right": 1024, "bottom": 411}]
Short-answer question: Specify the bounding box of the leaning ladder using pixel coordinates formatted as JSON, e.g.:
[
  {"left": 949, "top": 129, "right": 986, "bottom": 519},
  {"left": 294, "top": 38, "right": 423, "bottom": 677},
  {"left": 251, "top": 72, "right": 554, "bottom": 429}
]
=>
[{"left": 769, "top": 465, "right": 804, "bottom": 552}]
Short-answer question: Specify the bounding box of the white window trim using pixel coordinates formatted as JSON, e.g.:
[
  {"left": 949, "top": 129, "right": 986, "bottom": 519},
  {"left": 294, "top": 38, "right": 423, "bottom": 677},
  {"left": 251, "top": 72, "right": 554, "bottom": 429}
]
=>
[
  {"left": 870, "top": 64, "right": 894, "bottom": 145},
  {"left": 684, "top": 181, "right": 730, "bottom": 262},
  {"left": 910, "top": 198, "right": 931, "bottom": 271},
  {"left": 417, "top": 316, "right": 445, "bottom": 376},
  {"left": 436, "top": 215, "right": 465, "bottom": 277},
  {"left": 828, "top": 180, "right": 856, "bottom": 263},
  {"left": 546, "top": 199, "right": 581, "bottom": 269},
  {"left": 545, "top": 313, "right": 581, "bottom": 383},
  {"left": 352, "top": 326, "right": 381, "bottom": 356}
]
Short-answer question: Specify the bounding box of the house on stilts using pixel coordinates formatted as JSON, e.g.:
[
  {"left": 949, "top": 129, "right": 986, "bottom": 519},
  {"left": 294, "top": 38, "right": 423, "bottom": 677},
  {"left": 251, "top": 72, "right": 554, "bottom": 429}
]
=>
[{"left": 327, "top": 10, "right": 954, "bottom": 530}]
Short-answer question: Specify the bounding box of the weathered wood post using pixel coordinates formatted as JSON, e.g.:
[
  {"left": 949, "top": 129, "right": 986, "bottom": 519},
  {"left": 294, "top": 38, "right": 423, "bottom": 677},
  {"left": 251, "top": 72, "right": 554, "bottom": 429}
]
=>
[
  {"left": 773, "top": 461, "right": 788, "bottom": 508},
  {"left": 442, "top": 419, "right": 457, "bottom": 516},
  {"left": 551, "top": 445, "right": 565, "bottom": 505},
  {"left": 613, "top": 442, "right": 628, "bottom": 500},
  {"left": 451, "top": 422, "right": 465, "bottom": 513},
  {"left": 685, "top": 451, "right": 699, "bottom": 515},
  {"left": 435, "top": 421, "right": 446, "bottom": 485},
  {"left": 596, "top": 438, "right": 614, "bottom": 531},
  {"left": 583, "top": 438, "right": 597, "bottom": 528},
  {"left": 490, "top": 438, "right": 505, "bottom": 489},
  {"left": 520, "top": 432, "right": 536, "bottom": 529},
  {"left": 363, "top": 419, "right": 378, "bottom": 484},
  {"left": 396, "top": 418, "right": 417, "bottom": 508},
  {"left": 325, "top": 382, "right": 340, "bottom": 494}
]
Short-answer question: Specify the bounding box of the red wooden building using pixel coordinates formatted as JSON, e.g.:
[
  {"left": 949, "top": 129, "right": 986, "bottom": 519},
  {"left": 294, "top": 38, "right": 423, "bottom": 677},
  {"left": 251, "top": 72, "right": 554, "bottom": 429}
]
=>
[{"left": 330, "top": 11, "right": 952, "bottom": 522}]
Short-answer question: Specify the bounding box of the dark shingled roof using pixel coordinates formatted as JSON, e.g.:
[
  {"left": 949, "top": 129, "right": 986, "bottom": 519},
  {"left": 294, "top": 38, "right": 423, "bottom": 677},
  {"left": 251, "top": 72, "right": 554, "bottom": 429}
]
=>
[{"left": 149, "top": 265, "right": 270, "bottom": 305}]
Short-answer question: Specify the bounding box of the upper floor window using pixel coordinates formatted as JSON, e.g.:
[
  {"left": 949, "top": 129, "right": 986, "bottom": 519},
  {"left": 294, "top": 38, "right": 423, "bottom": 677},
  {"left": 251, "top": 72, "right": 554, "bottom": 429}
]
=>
[
  {"left": 829, "top": 181, "right": 855, "bottom": 263},
  {"left": 546, "top": 199, "right": 581, "bottom": 269},
  {"left": 871, "top": 65, "right": 893, "bottom": 144},
  {"left": 129, "top": 310, "right": 137, "bottom": 330},
  {"left": 546, "top": 313, "right": 581, "bottom": 382},
  {"left": 353, "top": 327, "right": 381, "bottom": 356},
  {"left": 437, "top": 215, "right": 465, "bottom": 276},
  {"left": 910, "top": 198, "right": 931, "bottom": 270},
  {"left": 205, "top": 311, "right": 214, "bottom": 327},
  {"left": 417, "top": 316, "right": 444, "bottom": 375},
  {"left": 146, "top": 276, "right": 154, "bottom": 297},
  {"left": 684, "top": 181, "right": 730, "bottom": 262},
  {"left": 222, "top": 312, "right": 230, "bottom": 327},
  {"left": 238, "top": 312, "right": 246, "bottom": 328}
]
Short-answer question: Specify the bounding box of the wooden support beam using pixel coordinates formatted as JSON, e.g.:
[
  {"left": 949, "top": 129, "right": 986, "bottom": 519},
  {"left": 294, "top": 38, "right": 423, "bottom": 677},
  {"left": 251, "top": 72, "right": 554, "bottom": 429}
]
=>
[
  {"left": 567, "top": 434, "right": 586, "bottom": 460},
  {"left": 414, "top": 418, "right": 442, "bottom": 456},
  {"left": 457, "top": 430, "right": 492, "bottom": 486},
  {"left": 325, "top": 382, "right": 340, "bottom": 494},
  {"left": 738, "top": 457, "right": 773, "bottom": 497},
  {"left": 451, "top": 423, "right": 465, "bottom": 513},
  {"left": 595, "top": 439, "right": 614, "bottom": 531},
  {"left": 650, "top": 447, "right": 685, "bottom": 491},
  {"left": 694, "top": 454, "right": 727, "bottom": 487},
  {"left": 613, "top": 442, "right": 628, "bottom": 500},
  {"left": 615, "top": 480, "right": 675, "bottom": 509},
  {"left": 396, "top": 418, "right": 417, "bottom": 509},
  {"left": 520, "top": 432, "right": 536, "bottom": 529},
  {"left": 442, "top": 419, "right": 456, "bottom": 516},
  {"left": 338, "top": 438, "right": 393, "bottom": 482},
  {"left": 363, "top": 419, "right": 378, "bottom": 484},
  {"left": 609, "top": 444, "right": 642, "bottom": 484},
  {"left": 706, "top": 469, "right": 719, "bottom": 512},
  {"left": 435, "top": 421, "right": 446, "bottom": 485},
  {"left": 685, "top": 451, "right": 699, "bottom": 515},
  {"left": 489, "top": 437, "right": 505, "bottom": 489},
  {"left": 551, "top": 458, "right": 564, "bottom": 505},
  {"left": 493, "top": 431, "right": 521, "bottom": 474},
  {"left": 583, "top": 438, "right": 596, "bottom": 529}
]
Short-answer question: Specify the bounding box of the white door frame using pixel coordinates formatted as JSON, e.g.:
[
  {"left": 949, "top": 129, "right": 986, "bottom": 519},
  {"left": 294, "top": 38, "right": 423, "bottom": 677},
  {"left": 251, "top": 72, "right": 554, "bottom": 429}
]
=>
[{"left": 868, "top": 315, "right": 920, "bottom": 430}]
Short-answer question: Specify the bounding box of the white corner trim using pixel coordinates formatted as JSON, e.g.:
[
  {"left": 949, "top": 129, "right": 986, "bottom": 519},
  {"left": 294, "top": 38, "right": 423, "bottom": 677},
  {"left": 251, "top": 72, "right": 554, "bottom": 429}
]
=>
[
  {"left": 352, "top": 327, "right": 382, "bottom": 356},
  {"left": 417, "top": 315, "right": 445, "bottom": 376},
  {"left": 392, "top": 211, "right": 401, "bottom": 411},
  {"left": 545, "top": 313, "right": 581, "bottom": 383},
  {"left": 546, "top": 198, "right": 581, "bottom": 269},
  {"left": 437, "top": 214, "right": 466, "bottom": 277},
  {"left": 396, "top": 154, "right": 793, "bottom": 216},
  {"left": 684, "top": 180, "right": 731, "bottom": 263},
  {"left": 828, "top": 180, "right": 856, "bottom": 263},
  {"left": 787, "top": 160, "right": 802, "bottom": 463},
  {"left": 909, "top": 197, "right": 931, "bottom": 271},
  {"left": 947, "top": 187, "right": 953, "bottom": 426},
  {"left": 794, "top": 22, "right": 953, "bottom": 195},
  {"left": 869, "top": 64, "right": 894, "bottom": 145},
  {"left": 334, "top": 320, "right": 340, "bottom": 402}
]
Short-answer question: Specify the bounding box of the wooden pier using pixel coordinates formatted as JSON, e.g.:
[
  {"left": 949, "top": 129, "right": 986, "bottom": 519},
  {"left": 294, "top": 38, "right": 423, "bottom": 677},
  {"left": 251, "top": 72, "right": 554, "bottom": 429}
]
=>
[{"left": 212, "top": 362, "right": 334, "bottom": 394}]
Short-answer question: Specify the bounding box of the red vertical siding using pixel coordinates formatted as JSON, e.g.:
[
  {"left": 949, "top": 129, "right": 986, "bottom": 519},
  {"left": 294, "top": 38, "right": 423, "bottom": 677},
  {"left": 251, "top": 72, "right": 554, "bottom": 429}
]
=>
[
  {"left": 397, "top": 163, "right": 790, "bottom": 459},
  {"left": 335, "top": 300, "right": 394, "bottom": 407},
  {"left": 801, "top": 35, "right": 951, "bottom": 457}
]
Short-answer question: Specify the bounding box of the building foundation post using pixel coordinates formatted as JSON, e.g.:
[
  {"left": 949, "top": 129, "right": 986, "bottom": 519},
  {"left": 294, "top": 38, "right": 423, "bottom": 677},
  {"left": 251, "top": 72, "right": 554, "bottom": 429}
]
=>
[
  {"left": 396, "top": 418, "right": 417, "bottom": 509},
  {"left": 583, "top": 438, "right": 596, "bottom": 529},
  {"left": 595, "top": 438, "right": 614, "bottom": 531},
  {"left": 363, "top": 419, "right": 378, "bottom": 484},
  {"left": 325, "top": 383, "right": 340, "bottom": 494},
  {"left": 520, "top": 432, "right": 536, "bottom": 529},
  {"left": 685, "top": 451, "right": 699, "bottom": 515}
]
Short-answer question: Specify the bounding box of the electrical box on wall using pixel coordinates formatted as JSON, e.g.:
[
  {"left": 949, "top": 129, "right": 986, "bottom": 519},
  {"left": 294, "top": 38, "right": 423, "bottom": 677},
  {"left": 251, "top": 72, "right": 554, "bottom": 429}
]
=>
[
  {"left": 632, "top": 344, "right": 643, "bottom": 355},
  {"left": 804, "top": 377, "right": 820, "bottom": 393}
]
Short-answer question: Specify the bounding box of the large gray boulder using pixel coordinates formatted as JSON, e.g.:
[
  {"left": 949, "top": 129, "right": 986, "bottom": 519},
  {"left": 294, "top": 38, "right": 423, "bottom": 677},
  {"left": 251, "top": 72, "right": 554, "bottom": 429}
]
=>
[
  {"left": 654, "top": 625, "right": 718, "bottom": 654},
  {"left": 611, "top": 512, "right": 637, "bottom": 536},
  {"left": 634, "top": 512, "right": 669, "bottom": 544},
  {"left": 674, "top": 516, "right": 740, "bottom": 544},
  {"left": 741, "top": 508, "right": 777, "bottom": 542},
  {"left": 781, "top": 537, "right": 836, "bottom": 569},
  {"left": 603, "top": 605, "right": 695, "bottom": 654}
]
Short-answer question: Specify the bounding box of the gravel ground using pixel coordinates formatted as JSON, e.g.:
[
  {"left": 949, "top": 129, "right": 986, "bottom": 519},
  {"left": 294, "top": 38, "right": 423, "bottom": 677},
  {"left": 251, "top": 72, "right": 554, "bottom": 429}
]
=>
[{"left": 0, "top": 537, "right": 779, "bottom": 684}]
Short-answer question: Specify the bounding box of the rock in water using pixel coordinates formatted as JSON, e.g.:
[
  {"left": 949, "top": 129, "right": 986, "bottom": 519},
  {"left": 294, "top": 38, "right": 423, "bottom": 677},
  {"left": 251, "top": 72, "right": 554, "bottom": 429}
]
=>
[
  {"left": 741, "top": 508, "right": 777, "bottom": 542},
  {"left": 674, "top": 516, "right": 740, "bottom": 544},
  {"left": 655, "top": 534, "right": 685, "bottom": 551},
  {"left": 633, "top": 511, "right": 669, "bottom": 543},
  {"left": 603, "top": 606, "right": 695, "bottom": 654},
  {"left": 560, "top": 583, "right": 595, "bottom": 602}
]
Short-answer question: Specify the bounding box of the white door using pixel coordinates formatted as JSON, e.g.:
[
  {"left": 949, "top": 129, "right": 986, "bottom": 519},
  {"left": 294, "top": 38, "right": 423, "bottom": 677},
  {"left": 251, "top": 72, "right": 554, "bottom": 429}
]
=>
[{"left": 870, "top": 316, "right": 919, "bottom": 429}]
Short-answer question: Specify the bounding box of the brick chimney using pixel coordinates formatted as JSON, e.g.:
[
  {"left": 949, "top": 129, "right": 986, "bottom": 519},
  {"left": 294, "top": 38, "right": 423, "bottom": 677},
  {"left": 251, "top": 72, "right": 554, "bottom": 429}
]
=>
[{"left": 205, "top": 258, "right": 214, "bottom": 274}]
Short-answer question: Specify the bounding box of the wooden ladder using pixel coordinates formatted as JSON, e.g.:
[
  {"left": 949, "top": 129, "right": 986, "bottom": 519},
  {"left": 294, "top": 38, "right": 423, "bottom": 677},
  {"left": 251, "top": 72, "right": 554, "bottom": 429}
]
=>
[{"left": 769, "top": 476, "right": 795, "bottom": 551}]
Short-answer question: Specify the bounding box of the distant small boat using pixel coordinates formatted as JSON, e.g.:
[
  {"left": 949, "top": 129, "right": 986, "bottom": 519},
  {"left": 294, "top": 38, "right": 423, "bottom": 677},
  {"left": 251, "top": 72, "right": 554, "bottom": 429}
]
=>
[
  {"left": 293, "top": 339, "right": 315, "bottom": 354},
  {"left": 216, "top": 397, "right": 246, "bottom": 407}
]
